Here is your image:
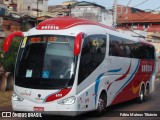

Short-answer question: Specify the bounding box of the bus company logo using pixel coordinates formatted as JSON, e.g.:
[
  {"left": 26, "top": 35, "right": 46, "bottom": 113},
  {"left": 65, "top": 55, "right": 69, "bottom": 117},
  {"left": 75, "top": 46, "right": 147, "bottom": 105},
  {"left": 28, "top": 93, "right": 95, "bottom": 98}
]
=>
[
  {"left": 141, "top": 65, "right": 152, "bottom": 72},
  {"left": 41, "top": 25, "right": 59, "bottom": 30},
  {"left": 38, "top": 94, "right": 41, "bottom": 98}
]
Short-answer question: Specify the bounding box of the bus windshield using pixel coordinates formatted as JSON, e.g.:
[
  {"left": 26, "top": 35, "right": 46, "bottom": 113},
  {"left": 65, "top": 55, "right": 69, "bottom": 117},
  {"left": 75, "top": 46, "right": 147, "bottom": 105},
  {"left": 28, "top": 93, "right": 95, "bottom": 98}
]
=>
[{"left": 15, "top": 35, "right": 77, "bottom": 89}]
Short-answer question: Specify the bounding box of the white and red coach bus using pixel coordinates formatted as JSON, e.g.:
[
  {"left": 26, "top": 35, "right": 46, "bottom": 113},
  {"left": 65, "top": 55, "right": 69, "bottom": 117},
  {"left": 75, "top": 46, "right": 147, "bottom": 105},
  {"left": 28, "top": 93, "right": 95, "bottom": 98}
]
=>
[{"left": 3, "top": 17, "right": 156, "bottom": 116}]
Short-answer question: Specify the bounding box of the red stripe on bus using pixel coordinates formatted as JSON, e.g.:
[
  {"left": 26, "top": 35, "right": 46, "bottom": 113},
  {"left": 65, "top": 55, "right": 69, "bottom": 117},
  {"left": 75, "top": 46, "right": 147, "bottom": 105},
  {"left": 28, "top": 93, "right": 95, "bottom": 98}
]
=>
[{"left": 45, "top": 88, "right": 71, "bottom": 102}]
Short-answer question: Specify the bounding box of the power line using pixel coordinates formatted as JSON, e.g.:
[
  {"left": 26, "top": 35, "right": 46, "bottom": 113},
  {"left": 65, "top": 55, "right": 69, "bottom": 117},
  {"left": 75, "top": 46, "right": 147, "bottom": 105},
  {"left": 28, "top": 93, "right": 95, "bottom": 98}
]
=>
[
  {"left": 149, "top": 6, "right": 160, "bottom": 12},
  {"left": 118, "top": 0, "right": 132, "bottom": 17},
  {"left": 132, "top": 0, "right": 150, "bottom": 8},
  {"left": 116, "top": 0, "right": 132, "bottom": 26},
  {"left": 118, "top": 0, "right": 160, "bottom": 25},
  {"left": 120, "top": 23, "right": 146, "bottom": 38},
  {"left": 117, "top": 0, "right": 160, "bottom": 38},
  {"left": 129, "top": 5, "right": 160, "bottom": 22}
]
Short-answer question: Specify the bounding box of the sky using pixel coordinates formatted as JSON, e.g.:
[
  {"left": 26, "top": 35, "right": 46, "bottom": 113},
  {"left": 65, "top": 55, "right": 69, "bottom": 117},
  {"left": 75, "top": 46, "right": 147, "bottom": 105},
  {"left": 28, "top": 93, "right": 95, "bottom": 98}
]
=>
[{"left": 48, "top": 0, "right": 160, "bottom": 11}]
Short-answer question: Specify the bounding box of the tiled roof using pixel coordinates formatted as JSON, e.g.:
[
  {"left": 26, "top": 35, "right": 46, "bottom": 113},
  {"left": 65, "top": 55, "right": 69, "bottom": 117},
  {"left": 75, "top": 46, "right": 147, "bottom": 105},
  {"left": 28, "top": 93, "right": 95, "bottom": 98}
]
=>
[{"left": 118, "top": 11, "right": 160, "bottom": 23}]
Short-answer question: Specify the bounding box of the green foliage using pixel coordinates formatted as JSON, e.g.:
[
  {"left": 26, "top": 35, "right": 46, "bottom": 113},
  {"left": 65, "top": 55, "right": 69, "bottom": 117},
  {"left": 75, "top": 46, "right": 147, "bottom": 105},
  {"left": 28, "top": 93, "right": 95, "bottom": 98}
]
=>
[{"left": 0, "top": 37, "right": 22, "bottom": 74}]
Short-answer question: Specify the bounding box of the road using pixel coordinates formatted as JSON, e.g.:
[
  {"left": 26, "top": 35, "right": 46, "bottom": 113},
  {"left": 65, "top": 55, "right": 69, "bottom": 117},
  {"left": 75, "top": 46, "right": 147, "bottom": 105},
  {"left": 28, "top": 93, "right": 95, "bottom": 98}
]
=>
[{"left": 1, "top": 79, "right": 160, "bottom": 120}]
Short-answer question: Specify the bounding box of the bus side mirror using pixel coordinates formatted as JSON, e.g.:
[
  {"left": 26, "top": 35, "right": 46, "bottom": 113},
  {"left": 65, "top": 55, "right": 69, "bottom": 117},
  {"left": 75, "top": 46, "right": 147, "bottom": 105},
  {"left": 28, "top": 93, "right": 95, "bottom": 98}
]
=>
[
  {"left": 3, "top": 31, "right": 24, "bottom": 52},
  {"left": 74, "top": 32, "right": 84, "bottom": 55}
]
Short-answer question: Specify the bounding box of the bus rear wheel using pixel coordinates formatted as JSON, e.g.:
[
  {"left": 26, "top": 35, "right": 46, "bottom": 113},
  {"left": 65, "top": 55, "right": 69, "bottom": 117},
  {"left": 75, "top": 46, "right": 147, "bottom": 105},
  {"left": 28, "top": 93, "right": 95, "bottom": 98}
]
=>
[
  {"left": 95, "top": 92, "right": 107, "bottom": 116},
  {"left": 137, "top": 85, "right": 145, "bottom": 103},
  {"left": 145, "top": 84, "right": 150, "bottom": 101}
]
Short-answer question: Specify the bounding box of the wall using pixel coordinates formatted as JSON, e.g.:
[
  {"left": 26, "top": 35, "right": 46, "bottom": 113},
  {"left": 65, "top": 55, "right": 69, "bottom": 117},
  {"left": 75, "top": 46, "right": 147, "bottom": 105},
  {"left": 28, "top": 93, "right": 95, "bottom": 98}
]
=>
[
  {"left": 0, "top": 4, "right": 8, "bottom": 15},
  {"left": 71, "top": 5, "right": 113, "bottom": 26},
  {"left": 17, "top": 0, "right": 48, "bottom": 17}
]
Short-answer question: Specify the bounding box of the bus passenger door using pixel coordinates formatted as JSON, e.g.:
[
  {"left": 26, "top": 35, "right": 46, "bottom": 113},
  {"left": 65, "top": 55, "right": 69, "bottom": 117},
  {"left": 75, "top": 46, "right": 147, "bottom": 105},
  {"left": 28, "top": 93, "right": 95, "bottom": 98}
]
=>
[{"left": 77, "top": 34, "right": 107, "bottom": 112}]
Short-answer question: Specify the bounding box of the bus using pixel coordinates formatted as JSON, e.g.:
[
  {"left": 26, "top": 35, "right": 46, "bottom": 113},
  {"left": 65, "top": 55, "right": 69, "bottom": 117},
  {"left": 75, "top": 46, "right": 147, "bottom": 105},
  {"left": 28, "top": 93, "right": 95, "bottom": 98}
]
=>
[{"left": 3, "top": 17, "right": 156, "bottom": 116}]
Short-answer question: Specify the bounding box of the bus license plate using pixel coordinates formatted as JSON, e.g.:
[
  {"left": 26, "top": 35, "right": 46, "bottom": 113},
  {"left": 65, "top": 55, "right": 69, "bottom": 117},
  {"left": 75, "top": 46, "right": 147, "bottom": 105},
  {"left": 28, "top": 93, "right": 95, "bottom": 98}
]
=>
[{"left": 33, "top": 107, "right": 44, "bottom": 111}]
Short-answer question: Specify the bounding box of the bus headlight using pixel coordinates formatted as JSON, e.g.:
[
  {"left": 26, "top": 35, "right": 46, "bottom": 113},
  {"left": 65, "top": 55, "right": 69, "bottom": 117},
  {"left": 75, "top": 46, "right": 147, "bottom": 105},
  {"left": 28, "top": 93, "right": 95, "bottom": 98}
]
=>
[
  {"left": 57, "top": 96, "right": 76, "bottom": 105},
  {"left": 12, "top": 92, "right": 24, "bottom": 101}
]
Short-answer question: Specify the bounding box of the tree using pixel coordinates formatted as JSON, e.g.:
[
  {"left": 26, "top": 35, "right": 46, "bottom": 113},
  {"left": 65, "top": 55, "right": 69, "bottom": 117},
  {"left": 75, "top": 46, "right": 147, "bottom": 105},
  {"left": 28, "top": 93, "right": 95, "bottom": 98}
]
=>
[{"left": 0, "top": 37, "right": 22, "bottom": 74}]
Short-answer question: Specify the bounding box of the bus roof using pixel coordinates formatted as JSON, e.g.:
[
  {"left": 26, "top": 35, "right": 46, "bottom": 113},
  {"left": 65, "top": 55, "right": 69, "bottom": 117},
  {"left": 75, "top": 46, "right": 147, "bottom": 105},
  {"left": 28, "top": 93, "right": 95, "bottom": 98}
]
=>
[
  {"left": 139, "top": 38, "right": 154, "bottom": 46},
  {"left": 36, "top": 17, "right": 117, "bottom": 31},
  {"left": 30, "top": 17, "right": 145, "bottom": 44}
]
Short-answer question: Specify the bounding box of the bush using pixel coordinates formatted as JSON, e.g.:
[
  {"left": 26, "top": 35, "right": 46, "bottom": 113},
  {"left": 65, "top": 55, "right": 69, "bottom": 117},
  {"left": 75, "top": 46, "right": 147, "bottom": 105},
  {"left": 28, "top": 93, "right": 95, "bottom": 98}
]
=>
[{"left": 0, "top": 37, "right": 22, "bottom": 74}]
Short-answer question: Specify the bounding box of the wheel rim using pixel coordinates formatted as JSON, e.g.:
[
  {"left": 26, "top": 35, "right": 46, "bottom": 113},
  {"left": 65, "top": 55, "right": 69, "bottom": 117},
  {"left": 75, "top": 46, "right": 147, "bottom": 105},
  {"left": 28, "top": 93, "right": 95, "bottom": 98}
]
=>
[
  {"left": 140, "top": 88, "right": 144, "bottom": 101},
  {"left": 98, "top": 97, "right": 106, "bottom": 112},
  {"left": 145, "top": 85, "right": 149, "bottom": 100}
]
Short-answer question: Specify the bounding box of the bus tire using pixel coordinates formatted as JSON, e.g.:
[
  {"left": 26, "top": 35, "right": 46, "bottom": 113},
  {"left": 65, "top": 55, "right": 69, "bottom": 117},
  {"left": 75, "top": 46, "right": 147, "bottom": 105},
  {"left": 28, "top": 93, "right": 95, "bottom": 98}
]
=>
[
  {"left": 137, "top": 85, "right": 145, "bottom": 103},
  {"left": 145, "top": 84, "right": 150, "bottom": 101},
  {"left": 95, "top": 91, "right": 107, "bottom": 116}
]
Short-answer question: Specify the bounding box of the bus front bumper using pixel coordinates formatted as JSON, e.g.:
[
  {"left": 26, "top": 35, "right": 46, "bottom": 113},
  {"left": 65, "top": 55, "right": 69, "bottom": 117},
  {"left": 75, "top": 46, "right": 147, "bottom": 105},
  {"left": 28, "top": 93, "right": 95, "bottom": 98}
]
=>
[{"left": 12, "top": 99, "right": 78, "bottom": 116}]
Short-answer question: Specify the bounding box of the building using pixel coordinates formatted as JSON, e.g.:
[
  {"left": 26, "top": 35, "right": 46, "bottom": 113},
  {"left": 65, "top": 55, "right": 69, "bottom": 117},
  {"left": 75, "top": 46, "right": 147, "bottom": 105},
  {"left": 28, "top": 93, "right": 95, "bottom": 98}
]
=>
[
  {"left": 3, "top": 0, "right": 48, "bottom": 17},
  {"left": 0, "top": 0, "right": 49, "bottom": 40},
  {"left": 62, "top": 0, "right": 78, "bottom": 6},
  {"left": 48, "top": 5, "right": 69, "bottom": 16},
  {"left": 0, "top": 15, "right": 20, "bottom": 40},
  {"left": 0, "top": 0, "right": 3, "bottom": 3},
  {"left": 3, "top": 0, "right": 17, "bottom": 12},
  {"left": 17, "top": 0, "right": 48, "bottom": 17},
  {"left": 71, "top": 1, "right": 113, "bottom": 26},
  {"left": 0, "top": 3, "right": 8, "bottom": 15},
  {"left": 117, "top": 5, "right": 160, "bottom": 33},
  {"left": 48, "top": 0, "right": 78, "bottom": 16},
  {"left": 48, "top": 1, "right": 113, "bottom": 26},
  {"left": 116, "top": 5, "right": 160, "bottom": 53},
  {"left": 0, "top": 3, "right": 8, "bottom": 40}
]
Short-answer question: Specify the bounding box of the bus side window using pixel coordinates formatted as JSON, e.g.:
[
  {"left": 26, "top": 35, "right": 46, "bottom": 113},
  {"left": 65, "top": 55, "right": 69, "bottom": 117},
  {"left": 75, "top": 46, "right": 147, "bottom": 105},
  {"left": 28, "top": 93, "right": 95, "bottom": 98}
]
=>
[
  {"left": 144, "top": 46, "right": 155, "bottom": 60},
  {"left": 136, "top": 45, "right": 149, "bottom": 59},
  {"left": 123, "top": 39, "right": 133, "bottom": 58},
  {"left": 78, "top": 34, "right": 106, "bottom": 85},
  {"left": 109, "top": 35, "right": 125, "bottom": 57},
  {"left": 147, "top": 46, "right": 155, "bottom": 60}
]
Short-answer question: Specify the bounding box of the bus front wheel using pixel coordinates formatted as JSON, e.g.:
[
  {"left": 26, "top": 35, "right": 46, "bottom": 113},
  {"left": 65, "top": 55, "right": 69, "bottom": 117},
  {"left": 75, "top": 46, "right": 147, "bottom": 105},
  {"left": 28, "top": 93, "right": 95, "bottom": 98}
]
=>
[{"left": 95, "top": 92, "right": 107, "bottom": 116}]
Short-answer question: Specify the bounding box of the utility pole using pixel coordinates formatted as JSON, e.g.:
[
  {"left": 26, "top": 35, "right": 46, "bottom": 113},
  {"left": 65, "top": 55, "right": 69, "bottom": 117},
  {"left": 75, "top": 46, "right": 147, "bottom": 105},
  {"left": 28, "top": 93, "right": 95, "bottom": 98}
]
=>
[
  {"left": 67, "top": 4, "right": 72, "bottom": 16},
  {"left": 36, "top": 0, "right": 39, "bottom": 25},
  {"left": 37, "top": 0, "right": 39, "bottom": 18},
  {"left": 113, "top": 0, "right": 117, "bottom": 27}
]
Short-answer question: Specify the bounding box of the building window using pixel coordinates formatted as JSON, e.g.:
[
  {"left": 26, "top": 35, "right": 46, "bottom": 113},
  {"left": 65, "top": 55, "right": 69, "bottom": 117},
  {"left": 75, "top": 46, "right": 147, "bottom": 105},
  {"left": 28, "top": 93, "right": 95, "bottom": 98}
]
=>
[
  {"left": 143, "top": 24, "right": 150, "bottom": 28},
  {"left": 132, "top": 25, "right": 138, "bottom": 28},
  {"left": 0, "top": 8, "right": 6, "bottom": 15}
]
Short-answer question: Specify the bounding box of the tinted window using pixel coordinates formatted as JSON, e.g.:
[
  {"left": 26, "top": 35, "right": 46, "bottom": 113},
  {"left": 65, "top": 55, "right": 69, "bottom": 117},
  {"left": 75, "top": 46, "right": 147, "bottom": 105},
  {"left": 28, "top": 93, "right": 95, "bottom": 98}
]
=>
[
  {"left": 109, "top": 35, "right": 125, "bottom": 57},
  {"left": 134, "top": 43, "right": 155, "bottom": 60},
  {"left": 147, "top": 46, "right": 155, "bottom": 60},
  {"left": 109, "top": 35, "right": 155, "bottom": 60},
  {"left": 78, "top": 35, "right": 106, "bottom": 85}
]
